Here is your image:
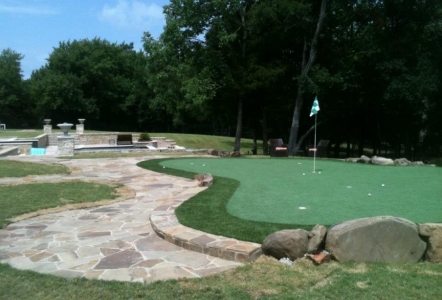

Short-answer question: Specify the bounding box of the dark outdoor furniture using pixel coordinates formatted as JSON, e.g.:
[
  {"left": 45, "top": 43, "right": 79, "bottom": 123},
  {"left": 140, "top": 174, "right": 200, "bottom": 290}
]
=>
[
  {"left": 117, "top": 134, "right": 133, "bottom": 145},
  {"left": 269, "top": 138, "right": 288, "bottom": 157},
  {"left": 308, "top": 140, "right": 330, "bottom": 158}
]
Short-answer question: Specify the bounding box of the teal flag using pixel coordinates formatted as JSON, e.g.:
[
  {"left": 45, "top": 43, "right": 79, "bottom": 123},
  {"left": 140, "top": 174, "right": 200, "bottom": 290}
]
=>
[{"left": 310, "top": 97, "right": 320, "bottom": 117}]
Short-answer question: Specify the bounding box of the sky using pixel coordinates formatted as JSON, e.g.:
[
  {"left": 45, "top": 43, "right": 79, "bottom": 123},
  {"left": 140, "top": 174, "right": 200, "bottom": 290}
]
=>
[{"left": 0, "top": 0, "right": 169, "bottom": 79}]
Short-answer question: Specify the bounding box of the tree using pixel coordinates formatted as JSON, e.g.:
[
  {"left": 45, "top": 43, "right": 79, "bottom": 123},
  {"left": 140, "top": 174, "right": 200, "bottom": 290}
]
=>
[
  {"left": 319, "top": 0, "right": 442, "bottom": 159},
  {"left": 287, "top": 0, "right": 328, "bottom": 155},
  {"left": 0, "top": 48, "right": 30, "bottom": 126},
  {"left": 29, "top": 39, "right": 149, "bottom": 130},
  {"left": 145, "top": 0, "right": 269, "bottom": 151},
  {"left": 143, "top": 31, "right": 217, "bottom": 128}
]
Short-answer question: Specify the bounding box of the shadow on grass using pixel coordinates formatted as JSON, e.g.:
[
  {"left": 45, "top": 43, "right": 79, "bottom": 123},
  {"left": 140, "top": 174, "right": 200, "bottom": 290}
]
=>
[{"left": 137, "top": 158, "right": 313, "bottom": 244}]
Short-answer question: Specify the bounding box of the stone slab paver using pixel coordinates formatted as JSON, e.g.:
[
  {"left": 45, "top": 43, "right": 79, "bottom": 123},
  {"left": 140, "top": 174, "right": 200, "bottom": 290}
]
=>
[{"left": 0, "top": 155, "right": 243, "bottom": 283}]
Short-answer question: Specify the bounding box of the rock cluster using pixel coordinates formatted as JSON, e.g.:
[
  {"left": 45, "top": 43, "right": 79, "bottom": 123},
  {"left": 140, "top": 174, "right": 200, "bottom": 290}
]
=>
[
  {"left": 194, "top": 173, "right": 213, "bottom": 187},
  {"left": 207, "top": 149, "right": 244, "bottom": 157},
  {"left": 345, "top": 155, "right": 435, "bottom": 167},
  {"left": 419, "top": 223, "right": 442, "bottom": 262},
  {"left": 261, "top": 229, "right": 309, "bottom": 261},
  {"left": 261, "top": 216, "right": 442, "bottom": 263}
]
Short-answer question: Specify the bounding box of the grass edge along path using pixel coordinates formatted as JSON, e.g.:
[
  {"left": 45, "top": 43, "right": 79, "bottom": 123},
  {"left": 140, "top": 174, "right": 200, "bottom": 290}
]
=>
[{"left": 137, "top": 158, "right": 312, "bottom": 244}]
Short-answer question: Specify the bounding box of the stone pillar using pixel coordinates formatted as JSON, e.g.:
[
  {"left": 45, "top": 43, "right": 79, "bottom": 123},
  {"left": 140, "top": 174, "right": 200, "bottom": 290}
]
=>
[
  {"left": 57, "top": 136, "right": 74, "bottom": 156},
  {"left": 76, "top": 124, "right": 84, "bottom": 134},
  {"left": 44, "top": 125, "right": 52, "bottom": 134}
]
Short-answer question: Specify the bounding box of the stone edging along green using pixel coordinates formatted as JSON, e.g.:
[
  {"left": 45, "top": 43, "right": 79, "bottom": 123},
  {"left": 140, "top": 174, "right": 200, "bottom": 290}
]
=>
[{"left": 137, "top": 158, "right": 313, "bottom": 244}]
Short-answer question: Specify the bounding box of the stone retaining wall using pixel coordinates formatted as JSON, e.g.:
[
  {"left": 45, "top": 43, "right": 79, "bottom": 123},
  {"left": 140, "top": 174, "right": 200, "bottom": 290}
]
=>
[
  {"left": 74, "top": 133, "right": 120, "bottom": 145},
  {"left": 0, "top": 142, "right": 32, "bottom": 155},
  {"left": 0, "top": 147, "right": 19, "bottom": 157},
  {"left": 47, "top": 133, "right": 178, "bottom": 149},
  {"left": 34, "top": 134, "right": 49, "bottom": 148},
  {"left": 151, "top": 214, "right": 262, "bottom": 263}
]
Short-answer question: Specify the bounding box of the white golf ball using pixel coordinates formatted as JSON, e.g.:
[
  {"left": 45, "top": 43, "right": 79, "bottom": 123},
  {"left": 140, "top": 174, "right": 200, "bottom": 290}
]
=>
[
  {"left": 318, "top": 172, "right": 321, "bottom": 174},
  {"left": 368, "top": 193, "right": 371, "bottom": 196},
  {"left": 163, "top": 166, "right": 166, "bottom": 168},
  {"left": 203, "top": 164, "right": 205, "bottom": 166},
  {"left": 381, "top": 184, "right": 385, "bottom": 187},
  {"left": 303, "top": 173, "right": 305, "bottom": 176}
]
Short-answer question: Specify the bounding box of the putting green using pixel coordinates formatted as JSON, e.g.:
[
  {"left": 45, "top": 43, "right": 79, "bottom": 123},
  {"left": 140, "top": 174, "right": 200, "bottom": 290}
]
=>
[{"left": 161, "top": 158, "right": 442, "bottom": 225}]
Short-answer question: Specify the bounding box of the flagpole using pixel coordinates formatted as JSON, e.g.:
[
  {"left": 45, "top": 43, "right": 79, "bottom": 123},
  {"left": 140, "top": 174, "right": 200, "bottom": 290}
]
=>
[
  {"left": 313, "top": 113, "right": 317, "bottom": 173},
  {"left": 309, "top": 96, "right": 320, "bottom": 173}
]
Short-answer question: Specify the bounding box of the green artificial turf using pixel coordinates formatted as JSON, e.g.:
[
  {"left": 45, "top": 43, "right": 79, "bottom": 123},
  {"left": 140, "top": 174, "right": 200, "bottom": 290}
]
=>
[{"left": 156, "top": 158, "right": 442, "bottom": 225}]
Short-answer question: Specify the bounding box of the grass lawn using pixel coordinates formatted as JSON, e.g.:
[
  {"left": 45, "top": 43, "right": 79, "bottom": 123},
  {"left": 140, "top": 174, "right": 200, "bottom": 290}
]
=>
[
  {"left": 138, "top": 157, "right": 442, "bottom": 243},
  {"left": 1, "top": 256, "right": 442, "bottom": 300},
  {"left": 0, "top": 160, "right": 69, "bottom": 178},
  {"left": 0, "top": 182, "right": 120, "bottom": 227},
  {"left": 1, "top": 158, "right": 442, "bottom": 299}
]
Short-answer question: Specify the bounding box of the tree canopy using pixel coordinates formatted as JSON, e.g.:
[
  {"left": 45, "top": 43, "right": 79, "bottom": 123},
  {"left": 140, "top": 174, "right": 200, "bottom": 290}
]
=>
[
  {"left": 1, "top": 0, "right": 441, "bottom": 158},
  {"left": 0, "top": 48, "right": 30, "bottom": 126},
  {"left": 28, "top": 38, "right": 150, "bottom": 131}
]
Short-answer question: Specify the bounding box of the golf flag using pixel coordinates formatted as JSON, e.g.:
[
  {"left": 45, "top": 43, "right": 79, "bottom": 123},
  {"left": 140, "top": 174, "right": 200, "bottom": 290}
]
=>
[{"left": 310, "top": 97, "right": 320, "bottom": 117}]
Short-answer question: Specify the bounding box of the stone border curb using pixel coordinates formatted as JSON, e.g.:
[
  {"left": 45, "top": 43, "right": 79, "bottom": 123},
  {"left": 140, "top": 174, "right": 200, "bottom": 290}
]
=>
[{"left": 150, "top": 213, "right": 262, "bottom": 263}]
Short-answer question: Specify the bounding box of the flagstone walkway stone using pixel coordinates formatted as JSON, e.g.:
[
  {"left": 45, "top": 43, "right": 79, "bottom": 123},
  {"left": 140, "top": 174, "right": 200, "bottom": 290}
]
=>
[{"left": 0, "top": 155, "right": 247, "bottom": 283}]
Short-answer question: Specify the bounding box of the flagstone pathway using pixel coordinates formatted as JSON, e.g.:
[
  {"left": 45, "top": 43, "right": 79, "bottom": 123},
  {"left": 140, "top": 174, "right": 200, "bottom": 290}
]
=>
[{"left": 0, "top": 155, "right": 244, "bottom": 283}]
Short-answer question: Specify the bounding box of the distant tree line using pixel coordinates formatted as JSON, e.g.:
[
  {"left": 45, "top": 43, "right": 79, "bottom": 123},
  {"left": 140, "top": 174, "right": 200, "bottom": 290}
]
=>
[{"left": 0, "top": 0, "right": 441, "bottom": 159}]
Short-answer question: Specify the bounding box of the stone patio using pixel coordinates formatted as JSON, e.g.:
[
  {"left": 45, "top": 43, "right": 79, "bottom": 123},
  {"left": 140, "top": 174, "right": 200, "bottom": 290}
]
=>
[{"left": 0, "top": 155, "right": 261, "bottom": 283}]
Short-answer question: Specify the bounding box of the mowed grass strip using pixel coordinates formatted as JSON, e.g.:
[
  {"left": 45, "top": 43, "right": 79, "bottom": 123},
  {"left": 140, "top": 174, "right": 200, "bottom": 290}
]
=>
[
  {"left": 150, "top": 133, "right": 263, "bottom": 153},
  {"left": 0, "top": 160, "right": 69, "bottom": 178},
  {"left": 0, "top": 182, "right": 120, "bottom": 227}
]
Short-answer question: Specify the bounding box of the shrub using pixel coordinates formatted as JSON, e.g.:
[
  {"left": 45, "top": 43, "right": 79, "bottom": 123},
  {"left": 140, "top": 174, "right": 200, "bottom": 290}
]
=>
[{"left": 139, "top": 132, "right": 151, "bottom": 141}]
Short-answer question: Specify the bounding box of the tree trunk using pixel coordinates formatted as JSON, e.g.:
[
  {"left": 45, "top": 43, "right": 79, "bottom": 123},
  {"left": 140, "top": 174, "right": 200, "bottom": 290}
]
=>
[
  {"left": 261, "top": 108, "right": 268, "bottom": 155},
  {"left": 297, "top": 120, "right": 323, "bottom": 156},
  {"left": 288, "top": 91, "right": 304, "bottom": 155},
  {"left": 334, "top": 137, "right": 341, "bottom": 158},
  {"left": 287, "top": 0, "right": 327, "bottom": 155},
  {"left": 232, "top": 3, "right": 249, "bottom": 153},
  {"left": 233, "top": 99, "right": 243, "bottom": 152}
]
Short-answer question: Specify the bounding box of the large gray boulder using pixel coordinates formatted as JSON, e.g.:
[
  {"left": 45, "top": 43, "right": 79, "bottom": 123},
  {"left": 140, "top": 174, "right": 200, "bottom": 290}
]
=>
[
  {"left": 308, "top": 224, "right": 327, "bottom": 254},
  {"left": 262, "top": 229, "right": 309, "bottom": 261},
  {"left": 371, "top": 156, "right": 394, "bottom": 166},
  {"left": 345, "top": 157, "right": 359, "bottom": 163},
  {"left": 394, "top": 158, "right": 411, "bottom": 166},
  {"left": 357, "top": 155, "right": 371, "bottom": 164},
  {"left": 325, "top": 216, "right": 426, "bottom": 262},
  {"left": 219, "top": 151, "right": 230, "bottom": 157},
  {"left": 207, "top": 149, "right": 219, "bottom": 156},
  {"left": 419, "top": 223, "right": 442, "bottom": 263}
]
